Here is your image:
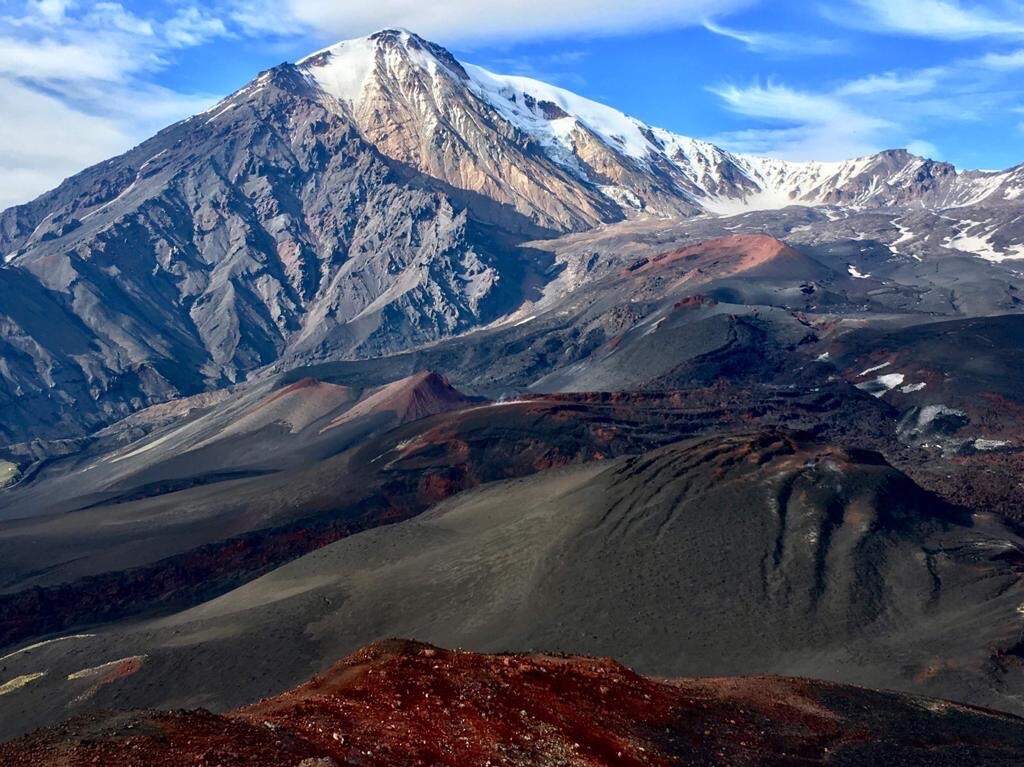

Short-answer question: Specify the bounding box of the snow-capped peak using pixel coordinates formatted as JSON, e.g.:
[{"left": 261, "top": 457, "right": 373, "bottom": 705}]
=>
[
  {"left": 464, "top": 65, "right": 670, "bottom": 161},
  {"left": 295, "top": 30, "right": 1015, "bottom": 219},
  {"left": 297, "top": 36, "right": 378, "bottom": 106},
  {"left": 298, "top": 28, "right": 469, "bottom": 108}
]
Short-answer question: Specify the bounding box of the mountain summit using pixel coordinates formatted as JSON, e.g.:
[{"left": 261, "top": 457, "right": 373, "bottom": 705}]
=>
[
  {"left": 297, "top": 29, "right": 1020, "bottom": 223},
  {"left": 0, "top": 29, "right": 1022, "bottom": 445}
]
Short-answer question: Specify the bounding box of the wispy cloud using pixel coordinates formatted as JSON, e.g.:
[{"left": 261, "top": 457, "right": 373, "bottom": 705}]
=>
[
  {"left": 701, "top": 18, "right": 839, "bottom": 54},
  {"left": 979, "top": 48, "right": 1024, "bottom": 69},
  {"left": 708, "top": 40, "right": 1024, "bottom": 164},
  {"left": 835, "top": 0, "right": 1024, "bottom": 40},
  {"left": 708, "top": 81, "right": 893, "bottom": 159},
  {"left": 906, "top": 139, "right": 940, "bottom": 157},
  {"left": 836, "top": 69, "right": 943, "bottom": 97},
  {"left": 471, "top": 49, "right": 591, "bottom": 88},
  {"left": 165, "top": 7, "right": 230, "bottom": 49},
  {"left": 0, "top": 77, "right": 123, "bottom": 211},
  {"left": 0, "top": 1, "right": 226, "bottom": 208},
  {"left": 270, "top": 0, "right": 759, "bottom": 44}
]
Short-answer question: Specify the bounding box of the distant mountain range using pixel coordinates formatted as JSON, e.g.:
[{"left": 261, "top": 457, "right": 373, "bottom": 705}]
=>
[
  {"left": 1, "top": 28, "right": 1023, "bottom": 446},
  {"left": 4, "top": 29, "right": 1024, "bottom": 749},
  {"left": 296, "top": 30, "right": 1023, "bottom": 223}
]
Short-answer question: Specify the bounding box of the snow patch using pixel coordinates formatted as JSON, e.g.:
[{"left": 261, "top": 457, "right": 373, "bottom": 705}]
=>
[
  {"left": 463, "top": 62, "right": 663, "bottom": 173},
  {"left": 974, "top": 438, "right": 1010, "bottom": 451},
  {"left": 0, "top": 634, "right": 96, "bottom": 663},
  {"left": 642, "top": 317, "right": 667, "bottom": 337},
  {"left": 109, "top": 429, "right": 177, "bottom": 463},
  {"left": 889, "top": 218, "right": 918, "bottom": 255},
  {"left": 0, "top": 672, "right": 46, "bottom": 697},
  {"left": 917, "top": 405, "right": 965, "bottom": 429},
  {"left": 300, "top": 34, "right": 378, "bottom": 106},
  {"left": 847, "top": 264, "right": 870, "bottom": 279},
  {"left": 204, "top": 102, "right": 237, "bottom": 125},
  {"left": 138, "top": 148, "right": 167, "bottom": 170},
  {"left": 943, "top": 171, "right": 1010, "bottom": 208},
  {"left": 875, "top": 373, "right": 905, "bottom": 390},
  {"left": 858, "top": 361, "right": 890, "bottom": 377},
  {"left": 80, "top": 179, "right": 138, "bottom": 221},
  {"left": 857, "top": 372, "right": 905, "bottom": 397},
  {"left": 943, "top": 219, "right": 1024, "bottom": 263},
  {"left": 599, "top": 185, "right": 643, "bottom": 209}
]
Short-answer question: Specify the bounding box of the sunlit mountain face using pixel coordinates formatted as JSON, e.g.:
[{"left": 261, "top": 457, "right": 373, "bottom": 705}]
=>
[{"left": 3, "top": 13, "right": 1024, "bottom": 765}]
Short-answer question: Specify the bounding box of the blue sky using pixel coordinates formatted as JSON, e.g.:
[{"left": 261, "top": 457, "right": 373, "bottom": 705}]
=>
[{"left": 2, "top": 0, "right": 1024, "bottom": 208}]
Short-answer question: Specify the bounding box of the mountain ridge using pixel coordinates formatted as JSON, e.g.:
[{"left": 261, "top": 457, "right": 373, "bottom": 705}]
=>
[
  {"left": 5, "top": 28, "right": 1023, "bottom": 253},
  {"left": 292, "top": 29, "right": 1024, "bottom": 223},
  {"left": 6, "top": 639, "right": 1024, "bottom": 767},
  {"left": 0, "top": 28, "right": 1023, "bottom": 447}
]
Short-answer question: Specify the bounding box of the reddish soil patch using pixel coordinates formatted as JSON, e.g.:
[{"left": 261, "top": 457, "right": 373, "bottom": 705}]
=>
[
  {"left": 322, "top": 371, "right": 477, "bottom": 432},
  {"left": 673, "top": 293, "right": 717, "bottom": 311},
  {"left": 68, "top": 655, "right": 147, "bottom": 703},
  {"left": 254, "top": 377, "right": 354, "bottom": 411},
  {"left": 4, "top": 640, "right": 1024, "bottom": 766},
  {"left": 623, "top": 234, "right": 813, "bottom": 281}
]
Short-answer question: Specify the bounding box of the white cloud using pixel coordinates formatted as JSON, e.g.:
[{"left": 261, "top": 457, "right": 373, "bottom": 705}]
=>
[
  {"left": 0, "top": 73, "right": 217, "bottom": 209},
  {"left": 842, "top": 0, "right": 1024, "bottom": 40},
  {"left": 701, "top": 18, "right": 839, "bottom": 54},
  {"left": 0, "top": 2, "right": 226, "bottom": 208},
  {"left": 272, "top": 0, "right": 758, "bottom": 44},
  {"left": 0, "top": 76, "right": 127, "bottom": 210},
  {"left": 712, "top": 82, "right": 848, "bottom": 121},
  {"left": 708, "top": 33, "right": 1024, "bottom": 165},
  {"left": 836, "top": 69, "right": 942, "bottom": 97},
  {"left": 85, "top": 2, "right": 156, "bottom": 37},
  {"left": 30, "top": 0, "right": 72, "bottom": 23},
  {"left": 709, "top": 81, "right": 892, "bottom": 159},
  {"left": 474, "top": 50, "right": 591, "bottom": 89},
  {"left": 979, "top": 48, "right": 1024, "bottom": 69},
  {"left": 165, "top": 7, "right": 230, "bottom": 48},
  {"left": 0, "top": 35, "right": 154, "bottom": 81},
  {"left": 906, "top": 139, "right": 940, "bottom": 158}
]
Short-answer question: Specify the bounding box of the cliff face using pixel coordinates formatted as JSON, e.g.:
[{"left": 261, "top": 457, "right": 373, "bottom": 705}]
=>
[
  {"left": 1, "top": 29, "right": 1023, "bottom": 447},
  {"left": 0, "top": 62, "right": 548, "bottom": 444}
]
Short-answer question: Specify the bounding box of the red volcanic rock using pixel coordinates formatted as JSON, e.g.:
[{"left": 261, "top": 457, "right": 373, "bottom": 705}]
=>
[
  {"left": 322, "top": 371, "right": 478, "bottom": 432},
  {"left": 67, "top": 655, "right": 147, "bottom": 704},
  {"left": 673, "top": 293, "right": 718, "bottom": 310},
  {"left": 624, "top": 234, "right": 830, "bottom": 282},
  {"left": 5, "top": 640, "right": 1024, "bottom": 766},
  {"left": 257, "top": 376, "right": 355, "bottom": 410}
]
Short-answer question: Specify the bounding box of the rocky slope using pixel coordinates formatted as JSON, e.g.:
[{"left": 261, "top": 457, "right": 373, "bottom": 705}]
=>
[
  {"left": 6, "top": 640, "right": 1024, "bottom": 767},
  {"left": 4, "top": 430, "right": 1024, "bottom": 738},
  {"left": 6, "top": 229, "right": 1023, "bottom": 520},
  {"left": 1, "top": 29, "right": 1023, "bottom": 447},
  {"left": 0, "top": 60, "right": 550, "bottom": 445},
  {"left": 0, "top": 378, "right": 895, "bottom": 654}
]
